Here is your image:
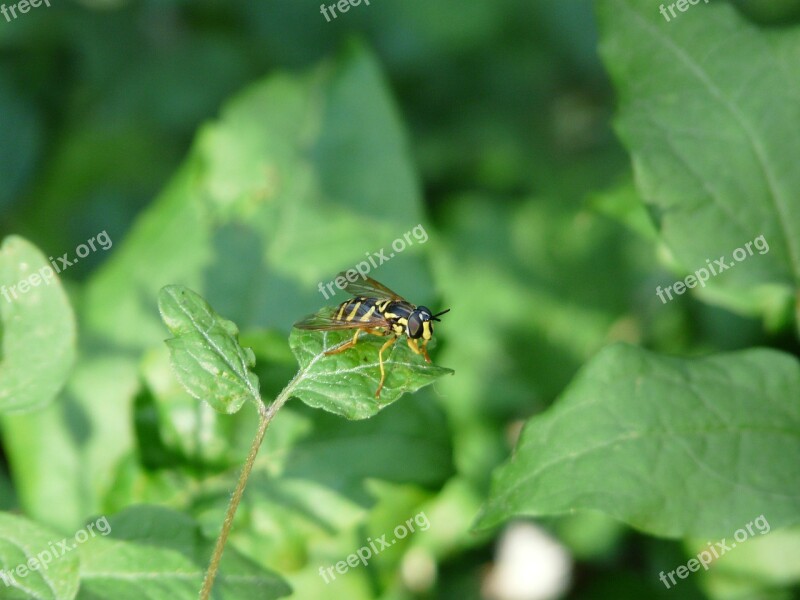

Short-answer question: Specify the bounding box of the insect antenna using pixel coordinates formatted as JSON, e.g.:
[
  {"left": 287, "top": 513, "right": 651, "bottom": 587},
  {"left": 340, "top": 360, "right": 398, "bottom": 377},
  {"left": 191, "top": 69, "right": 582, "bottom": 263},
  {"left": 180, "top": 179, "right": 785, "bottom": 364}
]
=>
[{"left": 431, "top": 308, "right": 450, "bottom": 322}]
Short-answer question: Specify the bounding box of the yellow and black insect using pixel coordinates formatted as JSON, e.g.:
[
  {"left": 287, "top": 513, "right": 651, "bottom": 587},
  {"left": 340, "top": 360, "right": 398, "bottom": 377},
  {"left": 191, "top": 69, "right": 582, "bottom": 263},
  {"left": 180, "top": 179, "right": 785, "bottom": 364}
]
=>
[{"left": 294, "top": 274, "right": 449, "bottom": 398}]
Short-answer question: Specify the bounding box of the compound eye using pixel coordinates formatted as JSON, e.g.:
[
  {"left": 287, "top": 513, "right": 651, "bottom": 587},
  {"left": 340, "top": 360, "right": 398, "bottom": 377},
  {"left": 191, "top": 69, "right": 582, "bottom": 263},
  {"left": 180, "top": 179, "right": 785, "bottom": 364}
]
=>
[{"left": 407, "top": 313, "right": 423, "bottom": 339}]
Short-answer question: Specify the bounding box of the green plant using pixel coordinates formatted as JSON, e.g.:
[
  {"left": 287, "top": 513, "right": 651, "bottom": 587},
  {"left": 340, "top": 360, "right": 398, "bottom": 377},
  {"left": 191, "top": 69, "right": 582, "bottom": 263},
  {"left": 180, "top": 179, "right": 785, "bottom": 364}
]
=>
[
  {"left": 157, "top": 285, "right": 451, "bottom": 597},
  {"left": 2, "top": 1, "right": 800, "bottom": 599}
]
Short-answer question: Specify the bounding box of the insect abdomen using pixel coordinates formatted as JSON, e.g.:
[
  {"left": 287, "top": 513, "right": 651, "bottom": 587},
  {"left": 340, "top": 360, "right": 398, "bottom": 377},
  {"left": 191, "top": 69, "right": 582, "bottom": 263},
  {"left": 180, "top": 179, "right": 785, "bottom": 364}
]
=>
[{"left": 335, "top": 297, "right": 381, "bottom": 323}]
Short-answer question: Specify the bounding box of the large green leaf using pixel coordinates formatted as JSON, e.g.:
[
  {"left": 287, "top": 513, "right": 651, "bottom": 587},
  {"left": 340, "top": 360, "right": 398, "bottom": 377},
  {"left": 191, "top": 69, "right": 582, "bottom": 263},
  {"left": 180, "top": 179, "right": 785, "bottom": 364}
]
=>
[
  {"left": 598, "top": 0, "right": 800, "bottom": 317},
  {"left": 83, "top": 43, "right": 430, "bottom": 350},
  {"left": 477, "top": 343, "right": 800, "bottom": 538},
  {"left": 0, "top": 236, "right": 76, "bottom": 413},
  {"left": 76, "top": 505, "right": 290, "bottom": 600},
  {"left": 0, "top": 512, "right": 80, "bottom": 600},
  {"left": 288, "top": 328, "right": 453, "bottom": 420},
  {"left": 158, "top": 285, "right": 261, "bottom": 414}
]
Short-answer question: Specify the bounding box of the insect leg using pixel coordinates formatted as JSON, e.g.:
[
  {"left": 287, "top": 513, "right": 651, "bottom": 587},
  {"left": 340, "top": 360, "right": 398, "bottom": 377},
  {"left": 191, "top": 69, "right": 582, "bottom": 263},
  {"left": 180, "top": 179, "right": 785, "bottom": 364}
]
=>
[
  {"left": 325, "top": 327, "right": 388, "bottom": 357},
  {"left": 325, "top": 329, "right": 361, "bottom": 356},
  {"left": 407, "top": 337, "right": 431, "bottom": 363},
  {"left": 364, "top": 327, "right": 389, "bottom": 336},
  {"left": 375, "top": 335, "right": 399, "bottom": 398},
  {"left": 420, "top": 339, "right": 431, "bottom": 363}
]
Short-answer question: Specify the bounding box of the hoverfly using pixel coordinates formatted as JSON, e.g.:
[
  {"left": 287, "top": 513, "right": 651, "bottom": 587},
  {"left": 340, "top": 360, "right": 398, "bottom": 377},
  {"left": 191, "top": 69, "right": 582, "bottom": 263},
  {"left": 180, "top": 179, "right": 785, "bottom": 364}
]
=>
[{"left": 294, "top": 274, "right": 450, "bottom": 398}]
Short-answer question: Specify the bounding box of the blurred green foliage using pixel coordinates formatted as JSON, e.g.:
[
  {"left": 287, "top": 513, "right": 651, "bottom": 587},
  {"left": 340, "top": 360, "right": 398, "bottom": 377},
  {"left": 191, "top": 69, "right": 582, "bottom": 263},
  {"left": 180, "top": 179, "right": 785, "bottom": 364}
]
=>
[{"left": 1, "top": 0, "right": 799, "bottom": 599}]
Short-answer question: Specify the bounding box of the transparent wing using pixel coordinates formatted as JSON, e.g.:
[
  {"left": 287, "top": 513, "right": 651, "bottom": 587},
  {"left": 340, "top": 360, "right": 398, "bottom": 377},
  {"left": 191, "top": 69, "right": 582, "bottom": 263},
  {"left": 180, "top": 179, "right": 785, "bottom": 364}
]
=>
[
  {"left": 336, "top": 273, "right": 404, "bottom": 301},
  {"left": 293, "top": 306, "right": 390, "bottom": 331}
]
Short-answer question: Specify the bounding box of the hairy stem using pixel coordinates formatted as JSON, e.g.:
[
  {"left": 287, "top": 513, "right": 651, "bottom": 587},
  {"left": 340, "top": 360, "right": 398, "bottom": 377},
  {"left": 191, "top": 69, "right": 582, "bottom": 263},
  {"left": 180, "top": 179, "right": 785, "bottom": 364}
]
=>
[{"left": 199, "top": 384, "right": 294, "bottom": 599}]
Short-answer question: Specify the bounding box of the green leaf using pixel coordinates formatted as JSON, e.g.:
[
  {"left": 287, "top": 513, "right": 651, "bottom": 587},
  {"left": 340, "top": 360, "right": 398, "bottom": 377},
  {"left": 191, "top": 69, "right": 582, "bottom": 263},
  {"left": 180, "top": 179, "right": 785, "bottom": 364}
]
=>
[
  {"left": 76, "top": 505, "right": 290, "bottom": 600},
  {"left": 0, "top": 235, "right": 76, "bottom": 413},
  {"left": 598, "top": 0, "right": 800, "bottom": 316},
  {"left": 288, "top": 328, "right": 453, "bottom": 420},
  {"left": 0, "top": 512, "right": 80, "bottom": 600},
  {"left": 477, "top": 343, "right": 800, "bottom": 538},
  {"left": 158, "top": 285, "right": 261, "bottom": 414}
]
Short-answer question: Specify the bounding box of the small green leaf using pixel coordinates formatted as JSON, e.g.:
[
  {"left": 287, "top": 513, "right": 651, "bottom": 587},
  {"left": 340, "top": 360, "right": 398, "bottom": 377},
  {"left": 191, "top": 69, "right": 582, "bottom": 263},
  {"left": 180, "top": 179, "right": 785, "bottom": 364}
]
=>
[
  {"left": 289, "top": 327, "right": 453, "bottom": 420},
  {"left": 477, "top": 343, "right": 800, "bottom": 538},
  {"left": 158, "top": 285, "right": 260, "bottom": 414},
  {"left": 76, "top": 505, "right": 291, "bottom": 600},
  {"left": 0, "top": 235, "right": 76, "bottom": 413},
  {"left": 0, "top": 512, "right": 80, "bottom": 600}
]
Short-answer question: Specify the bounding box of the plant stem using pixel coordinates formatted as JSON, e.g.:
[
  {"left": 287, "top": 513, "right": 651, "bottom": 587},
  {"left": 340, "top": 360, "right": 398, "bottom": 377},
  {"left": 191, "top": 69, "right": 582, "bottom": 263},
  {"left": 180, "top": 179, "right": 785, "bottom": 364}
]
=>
[
  {"left": 198, "top": 387, "right": 293, "bottom": 599},
  {"left": 198, "top": 343, "right": 332, "bottom": 599}
]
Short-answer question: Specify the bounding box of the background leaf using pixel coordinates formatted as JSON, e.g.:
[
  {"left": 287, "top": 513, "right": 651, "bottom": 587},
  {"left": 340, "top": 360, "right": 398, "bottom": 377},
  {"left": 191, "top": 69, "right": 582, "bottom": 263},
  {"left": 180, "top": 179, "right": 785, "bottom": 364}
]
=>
[
  {"left": 0, "top": 236, "right": 76, "bottom": 413},
  {"left": 288, "top": 328, "right": 453, "bottom": 420},
  {"left": 158, "top": 285, "right": 261, "bottom": 414},
  {"left": 598, "top": 0, "right": 800, "bottom": 318},
  {"left": 2, "top": 357, "right": 139, "bottom": 531},
  {"left": 82, "top": 44, "right": 431, "bottom": 351},
  {"left": 478, "top": 343, "right": 800, "bottom": 538}
]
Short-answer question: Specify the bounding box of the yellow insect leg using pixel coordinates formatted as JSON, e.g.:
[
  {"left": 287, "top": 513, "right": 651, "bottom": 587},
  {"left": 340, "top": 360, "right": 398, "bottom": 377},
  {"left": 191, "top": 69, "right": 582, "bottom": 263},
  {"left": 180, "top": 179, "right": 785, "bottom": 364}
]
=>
[
  {"left": 375, "top": 335, "right": 399, "bottom": 398},
  {"left": 421, "top": 339, "right": 431, "bottom": 363},
  {"left": 324, "top": 328, "right": 388, "bottom": 357},
  {"left": 325, "top": 329, "right": 361, "bottom": 356},
  {"left": 407, "top": 337, "right": 431, "bottom": 363}
]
